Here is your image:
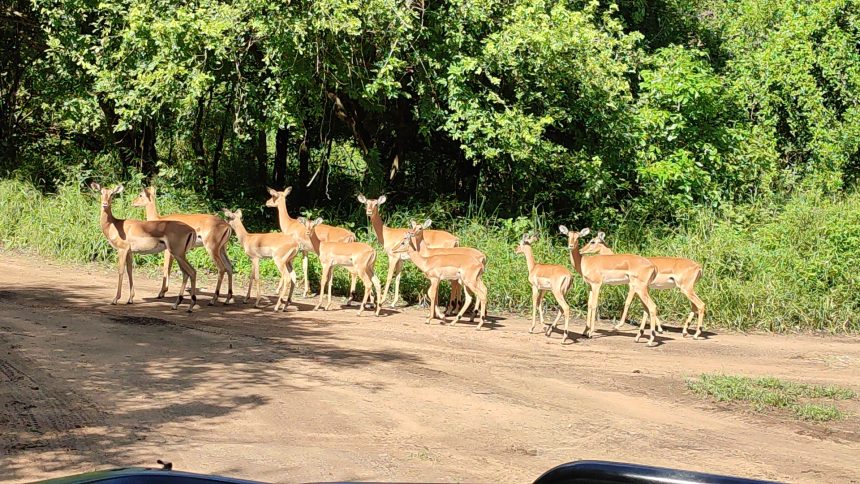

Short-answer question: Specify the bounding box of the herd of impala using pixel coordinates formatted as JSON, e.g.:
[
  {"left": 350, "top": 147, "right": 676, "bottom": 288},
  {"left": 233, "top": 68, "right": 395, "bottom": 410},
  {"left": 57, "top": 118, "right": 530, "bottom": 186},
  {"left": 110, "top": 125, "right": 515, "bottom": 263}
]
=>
[{"left": 90, "top": 182, "right": 705, "bottom": 347}]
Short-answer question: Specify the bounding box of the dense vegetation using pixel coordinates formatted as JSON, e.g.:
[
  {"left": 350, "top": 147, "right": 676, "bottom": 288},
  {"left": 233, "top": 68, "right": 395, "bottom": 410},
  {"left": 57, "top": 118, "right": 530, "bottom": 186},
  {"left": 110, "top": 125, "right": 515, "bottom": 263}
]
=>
[{"left": 2, "top": 0, "right": 859, "bottom": 331}]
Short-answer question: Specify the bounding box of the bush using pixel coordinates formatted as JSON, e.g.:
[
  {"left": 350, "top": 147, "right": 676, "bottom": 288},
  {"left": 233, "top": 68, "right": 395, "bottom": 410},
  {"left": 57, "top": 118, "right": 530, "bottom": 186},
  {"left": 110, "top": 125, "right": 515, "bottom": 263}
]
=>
[{"left": 1, "top": 178, "right": 858, "bottom": 333}]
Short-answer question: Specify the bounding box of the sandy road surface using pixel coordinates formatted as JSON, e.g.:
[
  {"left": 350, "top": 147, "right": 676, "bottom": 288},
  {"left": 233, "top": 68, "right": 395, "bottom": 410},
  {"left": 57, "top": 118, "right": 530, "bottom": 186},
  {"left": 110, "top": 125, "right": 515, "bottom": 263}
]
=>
[{"left": 1, "top": 251, "right": 859, "bottom": 483}]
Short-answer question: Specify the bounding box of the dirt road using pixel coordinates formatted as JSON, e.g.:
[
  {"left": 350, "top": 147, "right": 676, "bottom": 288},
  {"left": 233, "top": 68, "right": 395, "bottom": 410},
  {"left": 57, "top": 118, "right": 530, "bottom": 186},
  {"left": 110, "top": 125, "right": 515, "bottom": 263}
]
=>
[{"left": 1, "top": 251, "right": 859, "bottom": 483}]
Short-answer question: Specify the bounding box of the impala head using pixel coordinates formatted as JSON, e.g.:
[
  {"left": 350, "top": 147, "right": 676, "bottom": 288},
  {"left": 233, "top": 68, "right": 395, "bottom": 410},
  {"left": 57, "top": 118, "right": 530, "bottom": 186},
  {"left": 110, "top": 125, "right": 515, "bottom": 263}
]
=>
[
  {"left": 558, "top": 225, "right": 590, "bottom": 250},
  {"left": 514, "top": 233, "right": 538, "bottom": 255},
  {"left": 296, "top": 216, "right": 323, "bottom": 238},
  {"left": 357, "top": 194, "right": 386, "bottom": 217},
  {"left": 131, "top": 186, "right": 156, "bottom": 207},
  {"left": 392, "top": 231, "right": 418, "bottom": 255},
  {"left": 265, "top": 186, "right": 292, "bottom": 208},
  {"left": 90, "top": 182, "right": 123, "bottom": 209},
  {"left": 580, "top": 231, "right": 608, "bottom": 254},
  {"left": 221, "top": 208, "right": 243, "bottom": 225},
  {"left": 408, "top": 218, "right": 432, "bottom": 237}
]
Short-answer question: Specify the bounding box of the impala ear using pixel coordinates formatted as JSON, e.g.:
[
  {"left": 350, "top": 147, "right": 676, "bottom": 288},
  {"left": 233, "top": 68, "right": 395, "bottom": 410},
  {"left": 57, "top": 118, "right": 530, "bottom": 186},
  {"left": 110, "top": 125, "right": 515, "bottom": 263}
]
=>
[
  {"left": 377, "top": 194, "right": 387, "bottom": 205},
  {"left": 147, "top": 186, "right": 156, "bottom": 196},
  {"left": 579, "top": 227, "right": 591, "bottom": 237},
  {"left": 234, "top": 208, "right": 242, "bottom": 219},
  {"left": 558, "top": 225, "right": 569, "bottom": 235},
  {"left": 89, "top": 182, "right": 102, "bottom": 192},
  {"left": 267, "top": 187, "right": 278, "bottom": 196},
  {"left": 422, "top": 219, "right": 432, "bottom": 229},
  {"left": 112, "top": 184, "right": 124, "bottom": 195},
  {"left": 313, "top": 217, "right": 323, "bottom": 227},
  {"left": 357, "top": 194, "right": 367, "bottom": 203},
  {"left": 284, "top": 186, "right": 293, "bottom": 195},
  {"left": 297, "top": 216, "right": 306, "bottom": 224},
  {"left": 598, "top": 231, "right": 606, "bottom": 242},
  {"left": 222, "top": 208, "right": 233, "bottom": 218}
]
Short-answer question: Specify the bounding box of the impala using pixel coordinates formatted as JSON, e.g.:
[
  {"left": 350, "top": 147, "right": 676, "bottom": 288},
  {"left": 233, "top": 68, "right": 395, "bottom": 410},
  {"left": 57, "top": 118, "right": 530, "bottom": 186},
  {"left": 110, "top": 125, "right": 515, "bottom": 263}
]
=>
[
  {"left": 408, "top": 219, "right": 486, "bottom": 315},
  {"left": 559, "top": 226, "right": 661, "bottom": 346},
  {"left": 581, "top": 231, "right": 705, "bottom": 339},
  {"left": 266, "top": 187, "right": 361, "bottom": 304},
  {"left": 298, "top": 217, "right": 381, "bottom": 316},
  {"left": 392, "top": 228, "right": 488, "bottom": 329},
  {"left": 132, "top": 186, "right": 233, "bottom": 305},
  {"left": 358, "top": 194, "right": 458, "bottom": 307},
  {"left": 92, "top": 183, "right": 197, "bottom": 312},
  {"left": 222, "top": 209, "right": 299, "bottom": 312},
  {"left": 515, "top": 233, "right": 573, "bottom": 342}
]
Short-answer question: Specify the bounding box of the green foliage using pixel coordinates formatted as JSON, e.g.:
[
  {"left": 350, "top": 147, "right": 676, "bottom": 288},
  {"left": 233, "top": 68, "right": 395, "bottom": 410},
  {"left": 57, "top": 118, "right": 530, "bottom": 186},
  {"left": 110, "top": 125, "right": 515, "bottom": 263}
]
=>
[{"left": 687, "top": 373, "right": 855, "bottom": 421}]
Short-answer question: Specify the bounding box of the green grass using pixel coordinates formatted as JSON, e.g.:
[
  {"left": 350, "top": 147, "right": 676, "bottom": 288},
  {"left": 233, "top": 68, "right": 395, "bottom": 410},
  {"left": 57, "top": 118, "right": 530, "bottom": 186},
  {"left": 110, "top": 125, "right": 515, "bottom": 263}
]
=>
[
  {"left": 2, "top": 177, "right": 860, "bottom": 333},
  {"left": 687, "top": 374, "right": 855, "bottom": 421}
]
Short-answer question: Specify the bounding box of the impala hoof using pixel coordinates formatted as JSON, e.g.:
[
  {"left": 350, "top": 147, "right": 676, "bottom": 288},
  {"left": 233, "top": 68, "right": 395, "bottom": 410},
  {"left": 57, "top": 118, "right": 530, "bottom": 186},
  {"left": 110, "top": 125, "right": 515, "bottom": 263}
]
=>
[
  {"left": 208, "top": 300, "right": 216, "bottom": 306},
  {"left": 647, "top": 340, "right": 657, "bottom": 347},
  {"left": 693, "top": 334, "right": 701, "bottom": 340}
]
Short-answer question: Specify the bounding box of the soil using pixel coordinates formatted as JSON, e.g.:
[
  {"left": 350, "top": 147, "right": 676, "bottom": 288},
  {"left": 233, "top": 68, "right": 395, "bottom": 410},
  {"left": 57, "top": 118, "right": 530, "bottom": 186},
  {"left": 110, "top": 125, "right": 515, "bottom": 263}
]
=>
[{"left": 1, "top": 251, "right": 859, "bottom": 483}]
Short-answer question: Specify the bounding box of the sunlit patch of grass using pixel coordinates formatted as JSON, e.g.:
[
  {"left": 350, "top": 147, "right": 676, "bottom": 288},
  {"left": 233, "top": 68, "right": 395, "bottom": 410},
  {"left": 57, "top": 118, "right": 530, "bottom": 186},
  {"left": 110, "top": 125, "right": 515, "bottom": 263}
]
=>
[{"left": 687, "top": 374, "right": 855, "bottom": 421}]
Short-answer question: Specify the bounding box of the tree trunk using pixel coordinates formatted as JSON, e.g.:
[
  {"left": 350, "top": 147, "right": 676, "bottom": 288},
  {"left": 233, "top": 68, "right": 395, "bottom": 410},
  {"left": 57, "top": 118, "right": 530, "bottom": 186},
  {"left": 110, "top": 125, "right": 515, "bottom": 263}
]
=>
[
  {"left": 273, "top": 127, "right": 289, "bottom": 189},
  {"left": 210, "top": 82, "right": 236, "bottom": 198},
  {"left": 255, "top": 128, "right": 268, "bottom": 191}
]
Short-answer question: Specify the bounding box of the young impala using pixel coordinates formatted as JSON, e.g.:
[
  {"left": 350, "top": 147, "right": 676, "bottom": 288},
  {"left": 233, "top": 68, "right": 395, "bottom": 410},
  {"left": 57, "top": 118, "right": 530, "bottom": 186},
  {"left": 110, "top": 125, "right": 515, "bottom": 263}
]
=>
[
  {"left": 92, "top": 183, "right": 198, "bottom": 312},
  {"left": 132, "top": 186, "right": 233, "bottom": 305},
  {"left": 408, "top": 219, "right": 486, "bottom": 315},
  {"left": 559, "top": 226, "right": 662, "bottom": 346},
  {"left": 515, "top": 233, "right": 573, "bottom": 342},
  {"left": 222, "top": 209, "right": 299, "bottom": 312},
  {"left": 358, "top": 195, "right": 458, "bottom": 307},
  {"left": 581, "top": 231, "right": 705, "bottom": 339},
  {"left": 392, "top": 228, "right": 488, "bottom": 329},
  {"left": 298, "top": 217, "right": 382, "bottom": 316},
  {"left": 266, "top": 188, "right": 360, "bottom": 303}
]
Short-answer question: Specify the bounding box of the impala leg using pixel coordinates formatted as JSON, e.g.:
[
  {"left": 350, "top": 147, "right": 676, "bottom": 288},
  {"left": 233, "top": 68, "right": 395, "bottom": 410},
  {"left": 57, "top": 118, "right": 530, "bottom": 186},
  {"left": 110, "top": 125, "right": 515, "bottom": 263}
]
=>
[
  {"left": 344, "top": 273, "right": 358, "bottom": 306},
  {"left": 173, "top": 253, "right": 197, "bottom": 312},
  {"left": 380, "top": 255, "right": 398, "bottom": 307},
  {"left": 371, "top": 274, "right": 383, "bottom": 316},
  {"left": 529, "top": 286, "right": 540, "bottom": 333},
  {"left": 283, "top": 260, "right": 297, "bottom": 309},
  {"left": 253, "top": 259, "right": 268, "bottom": 308},
  {"left": 474, "top": 278, "right": 489, "bottom": 330},
  {"left": 204, "top": 244, "right": 222, "bottom": 306},
  {"left": 587, "top": 285, "right": 601, "bottom": 338},
  {"left": 158, "top": 253, "right": 172, "bottom": 298},
  {"left": 635, "top": 285, "right": 659, "bottom": 346},
  {"left": 392, "top": 259, "right": 404, "bottom": 308},
  {"left": 356, "top": 272, "right": 373, "bottom": 317},
  {"left": 325, "top": 266, "right": 335, "bottom": 311},
  {"left": 113, "top": 249, "right": 128, "bottom": 305},
  {"left": 301, "top": 252, "right": 310, "bottom": 297},
  {"left": 273, "top": 258, "right": 287, "bottom": 312},
  {"left": 220, "top": 246, "right": 234, "bottom": 304},
  {"left": 451, "top": 283, "right": 472, "bottom": 326},
  {"left": 682, "top": 289, "right": 706, "bottom": 340},
  {"left": 125, "top": 251, "right": 135, "bottom": 304},
  {"left": 426, "top": 279, "right": 440, "bottom": 324},
  {"left": 537, "top": 290, "right": 547, "bottom": 328},
  {"left": 615, "top": 289, "right": 637, "bottom": 330},
  {"left": 553, "top": 287, "right": 571, "bottom": 343}
]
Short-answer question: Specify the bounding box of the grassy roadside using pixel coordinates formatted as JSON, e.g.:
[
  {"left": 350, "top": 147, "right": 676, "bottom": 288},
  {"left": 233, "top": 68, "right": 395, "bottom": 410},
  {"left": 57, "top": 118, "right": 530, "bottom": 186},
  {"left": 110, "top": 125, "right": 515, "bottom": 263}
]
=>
[
  {"left": 2, "top": 178, "right": 860, "bottom": 333},
  {"left": 687, "top": 374, "right": 856, "bottom": 421}
]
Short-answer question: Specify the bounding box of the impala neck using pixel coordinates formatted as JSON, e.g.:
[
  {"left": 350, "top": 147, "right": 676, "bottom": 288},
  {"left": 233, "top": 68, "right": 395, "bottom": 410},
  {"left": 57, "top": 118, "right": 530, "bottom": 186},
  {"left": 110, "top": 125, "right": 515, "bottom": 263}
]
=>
[
  {"left": 569, "top": 237, "right": 584, "bottom": 275},
  {"left": 598, "top": 245, "right": 614, "bottom": 255},
  {"left": 307, "top": 227, "right": 322, "bottom": 255},
  {"left": 521, "top": 245, "right": 537, "bottom": 274},
  {"left": 231, "top": 219, "right": 250, "bottom": 246},
  {"left": 144, "top": 198, "right": 160, "bottom": 220},
  {"left": 369, "top": 207, "right": 385, "bottom": 244},
  {"left": 403, "top": 238, "right": 429, "bottom": 272},
  {"left": 99, "top": 202, "right": 117, "bottom": 238},
  {"left": 276, "top": 196, "right": 297, "bottom": 233}
]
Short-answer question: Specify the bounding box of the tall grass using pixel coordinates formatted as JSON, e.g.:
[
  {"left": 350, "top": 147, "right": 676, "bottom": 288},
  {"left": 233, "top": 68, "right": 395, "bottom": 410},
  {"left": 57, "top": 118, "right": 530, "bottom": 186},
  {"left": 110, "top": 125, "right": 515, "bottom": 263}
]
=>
[{"left": 1, "top": 178, "right": 859, "bottom": 333}]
